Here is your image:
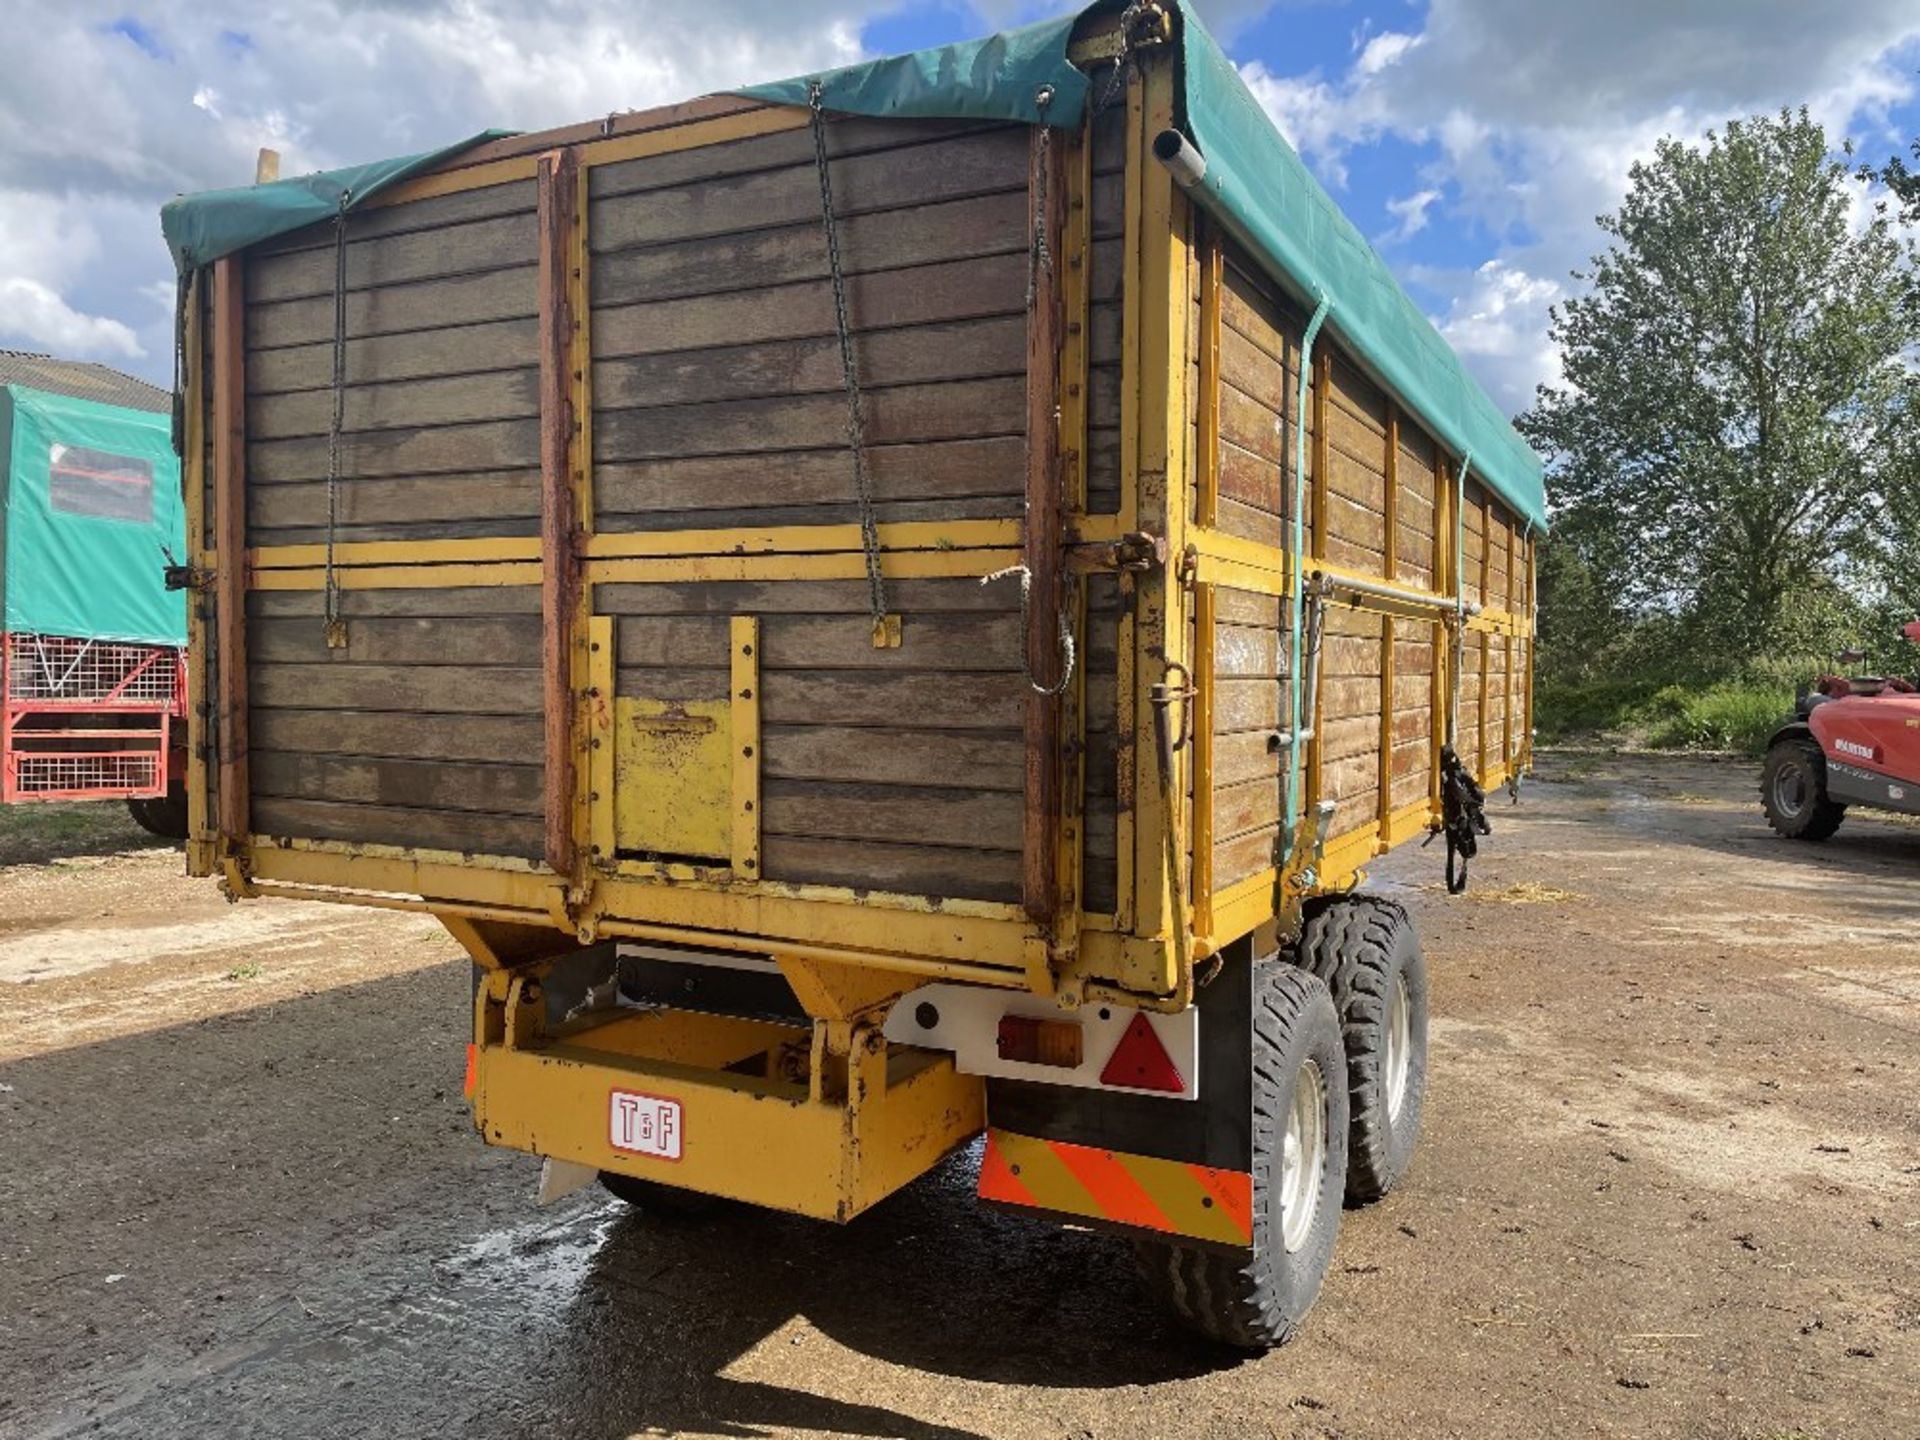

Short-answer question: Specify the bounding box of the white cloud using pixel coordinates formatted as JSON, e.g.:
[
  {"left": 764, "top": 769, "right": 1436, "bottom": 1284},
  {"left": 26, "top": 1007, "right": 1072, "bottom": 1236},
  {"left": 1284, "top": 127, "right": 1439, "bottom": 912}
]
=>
[
  {"left": 1354, "top": 31, "right": 1420, "bottom": 77},
  {"left": 0, "top": 278, "right": 142, "bottom": 358},
  {"left": 1425, "top": 260, "right": 1563, "bottom": 411},
  {"left": 1381, "top": 187, "right": 1442, "bottom": 244}
]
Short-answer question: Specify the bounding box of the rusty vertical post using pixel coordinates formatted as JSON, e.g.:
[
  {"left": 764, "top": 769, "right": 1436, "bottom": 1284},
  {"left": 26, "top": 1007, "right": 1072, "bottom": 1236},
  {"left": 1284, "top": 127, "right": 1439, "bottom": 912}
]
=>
[
  {"left": 1022, "top": 123, "right": 1067, "bottom": 924},
  {"left": 538, "top": 147, "right": 580, "bottom": 878},
  {"left": 211, "top": 257, "right": 249, "bottom": 849}
]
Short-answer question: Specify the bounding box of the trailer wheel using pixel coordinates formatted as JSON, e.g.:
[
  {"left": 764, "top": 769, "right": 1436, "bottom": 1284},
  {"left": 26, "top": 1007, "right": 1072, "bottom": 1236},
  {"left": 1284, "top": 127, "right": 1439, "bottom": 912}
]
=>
[
  {"left": 1133, "top": 965, "right": 1347, "bottom": 1350},
  {"left": 598, "top": 1170, "right": 724, "bottom": 1219},
  {"left": 1762, "top": 738, "right": 1846, "bottom": 840},
  {"left": 126, "top": 785, "right": 188, "bottom": 840},
  {"left": 1289, "top": 895, "right": 1428, "bottom": 1204}
]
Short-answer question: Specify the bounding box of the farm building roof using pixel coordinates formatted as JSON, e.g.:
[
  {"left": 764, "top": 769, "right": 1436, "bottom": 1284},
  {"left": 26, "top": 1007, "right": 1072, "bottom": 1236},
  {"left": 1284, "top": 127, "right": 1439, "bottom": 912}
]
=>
[
  {"left": 155, "top": 2, "right": 1545, "bottom": 531},
  {"left": 0, "top": 351, "right": 169, "bottom": 414}
]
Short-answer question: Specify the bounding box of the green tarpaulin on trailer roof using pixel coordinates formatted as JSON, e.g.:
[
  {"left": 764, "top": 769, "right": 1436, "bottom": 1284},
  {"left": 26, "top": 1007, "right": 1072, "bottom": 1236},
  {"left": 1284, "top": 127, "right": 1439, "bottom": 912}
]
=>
[
  {"left": 1, "top": 385, "right": 185, "bottom": 647},
  {"left": 159, "top": 131, "right": 513, "bottom": 274},
  {"left": 744, "top": 2, "right": 1546, "bottom": 530}
]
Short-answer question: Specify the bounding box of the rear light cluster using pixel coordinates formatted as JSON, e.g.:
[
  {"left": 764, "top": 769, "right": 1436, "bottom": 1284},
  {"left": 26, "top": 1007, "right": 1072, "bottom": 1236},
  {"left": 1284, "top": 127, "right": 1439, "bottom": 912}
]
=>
[{"left": 994, "top": 1009, "right": 1186, "bottom": 1094}]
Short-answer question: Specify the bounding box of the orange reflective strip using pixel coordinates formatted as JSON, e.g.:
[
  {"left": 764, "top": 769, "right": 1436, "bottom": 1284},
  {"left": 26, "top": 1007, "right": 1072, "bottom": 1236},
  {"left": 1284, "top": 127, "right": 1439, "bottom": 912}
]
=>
[
  {"left": 463, "top": 1043, "right": 477, "bottom": 1097},
  {"left": 1186, "top": 1164, "right": 1254, "bottom": 1243},
  {"left": 1048, "top": 1139, "right": 1176, "bottom": 1235},
  {"left": 976, "top": 1131, "right": 1040, "bottom": 1208}
]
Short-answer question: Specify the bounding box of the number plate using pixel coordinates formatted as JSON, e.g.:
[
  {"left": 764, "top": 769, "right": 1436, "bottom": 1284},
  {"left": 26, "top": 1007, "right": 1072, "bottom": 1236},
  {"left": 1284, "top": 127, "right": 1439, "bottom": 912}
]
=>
[{"left": 608, "top": 1090, "right": 683, "bottom": 1161}]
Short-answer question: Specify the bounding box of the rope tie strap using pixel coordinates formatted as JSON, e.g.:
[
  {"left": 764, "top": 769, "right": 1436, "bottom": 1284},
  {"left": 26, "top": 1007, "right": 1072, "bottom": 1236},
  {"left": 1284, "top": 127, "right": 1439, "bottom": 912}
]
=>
[
  {"left": 980, "top": 564, "right": 1075, "bottom": 696},
  {"left": 322, "top": 195, "right": 353, "bottom": 649},
  {"left": 807, "top": 81, "right": 896, "bottom": 647}
]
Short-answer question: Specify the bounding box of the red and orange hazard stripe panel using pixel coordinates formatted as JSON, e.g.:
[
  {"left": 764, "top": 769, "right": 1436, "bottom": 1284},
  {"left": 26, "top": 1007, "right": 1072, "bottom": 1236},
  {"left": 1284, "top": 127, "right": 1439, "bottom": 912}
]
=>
[{"left": 978, "top": 1128, "right": 1253, "bottom": 1247}]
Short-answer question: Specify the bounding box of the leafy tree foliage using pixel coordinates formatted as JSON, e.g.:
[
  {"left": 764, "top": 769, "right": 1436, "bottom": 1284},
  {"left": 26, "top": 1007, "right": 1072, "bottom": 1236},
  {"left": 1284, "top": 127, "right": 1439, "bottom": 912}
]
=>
[{"left": 1522, "top": 109, "right": 1917, "bottom": 685}]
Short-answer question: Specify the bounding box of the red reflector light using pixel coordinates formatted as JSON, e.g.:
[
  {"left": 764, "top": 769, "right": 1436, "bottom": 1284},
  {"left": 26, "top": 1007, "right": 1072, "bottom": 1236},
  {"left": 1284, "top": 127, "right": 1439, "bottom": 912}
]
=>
[
  {"left": 463, "top": 1043, "right": 477, "bottom": 1097},
  {"left": 997, "top": 1014, "right": 1084, "bottom": 1068},
  {"left": 1100, "top": 1012, "right": 1185, "bottom": 1092}
]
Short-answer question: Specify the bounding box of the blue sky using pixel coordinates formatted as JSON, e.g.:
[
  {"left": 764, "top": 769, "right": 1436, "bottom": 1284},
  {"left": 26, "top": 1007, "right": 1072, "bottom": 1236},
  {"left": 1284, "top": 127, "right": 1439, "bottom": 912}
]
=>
[{"left": 1, "top": 0, "right": 1916, "bottom": 414}]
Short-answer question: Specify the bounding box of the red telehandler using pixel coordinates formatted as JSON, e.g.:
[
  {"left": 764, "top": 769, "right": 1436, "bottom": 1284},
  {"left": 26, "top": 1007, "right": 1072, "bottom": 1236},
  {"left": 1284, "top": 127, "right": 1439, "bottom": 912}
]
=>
[{"left": 1761, "top": 621, "right": 1920, "bottom": 840}]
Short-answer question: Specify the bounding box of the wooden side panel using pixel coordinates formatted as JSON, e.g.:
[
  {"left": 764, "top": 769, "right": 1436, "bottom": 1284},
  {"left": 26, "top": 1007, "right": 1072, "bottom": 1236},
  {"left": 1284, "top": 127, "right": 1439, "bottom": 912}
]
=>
[
  {"left": 1211, "top": 588, "right": 1284, "bottom": 891},
  {"left": 242, "top": 180, "right": 542, "bottom": 547},
  {"left": 1324, "top": 357, "right": 1389, "bottom": 575},
  {"left": 598, "top": 578, "right": 1026, "bottom": 904},
  {"left": 1215, "top": 258, "right": 1305, "bottom": 548},
  {"left": 1085, "top": 105, "right": 1128, "bottom": 516},
  {"left": 1320, "top": 605, "right": 1384, "bottom": 839},
  {"left": 586, "top": 121, "right": 1033, "bottom": 533},
  {"left": 1395, "top": 423, "right": 1438, "bottom": 590},
  {"left": 246, "top": 588, "right": 545, "bottom": 858},
  {"left": 1081, "top": 572, "right": 1123, "bottom": 914}
]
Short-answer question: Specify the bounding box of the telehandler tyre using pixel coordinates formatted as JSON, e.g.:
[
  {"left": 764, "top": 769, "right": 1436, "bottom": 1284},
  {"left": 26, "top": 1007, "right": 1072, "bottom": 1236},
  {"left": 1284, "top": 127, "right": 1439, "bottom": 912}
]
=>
[
  {"left": 1134, "top": 965, "right": 1347, "bottom": 1349},
  {"left": 1289, "top": 895, "right": 1429, "bottom": 1203},
  {"left": 599, "top": 1171, "right": 725, "bottom": 1219},
  {"left": 1761, "top": 737, "right": 1847, "bottom": 841}
]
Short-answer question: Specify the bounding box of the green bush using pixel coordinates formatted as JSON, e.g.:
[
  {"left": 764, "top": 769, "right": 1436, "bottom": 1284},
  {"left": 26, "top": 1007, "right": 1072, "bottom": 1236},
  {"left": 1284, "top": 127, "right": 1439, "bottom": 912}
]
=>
[{"left": 1640, "top": 683, "right": 1793, "bottom": 754}]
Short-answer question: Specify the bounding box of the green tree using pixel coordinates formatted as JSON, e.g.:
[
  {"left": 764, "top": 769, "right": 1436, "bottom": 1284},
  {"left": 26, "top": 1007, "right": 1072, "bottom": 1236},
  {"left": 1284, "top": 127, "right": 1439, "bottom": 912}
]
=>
[{"left": 1522, "top": 109, "right": 1915, "bottom": 675}]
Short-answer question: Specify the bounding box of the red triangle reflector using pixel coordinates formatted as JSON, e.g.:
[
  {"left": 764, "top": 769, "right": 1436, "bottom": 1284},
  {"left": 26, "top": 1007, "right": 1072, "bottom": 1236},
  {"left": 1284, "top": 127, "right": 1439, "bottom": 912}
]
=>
[{"left": 1100, "top": 1013, "right": 1185, "bottom": 1093}]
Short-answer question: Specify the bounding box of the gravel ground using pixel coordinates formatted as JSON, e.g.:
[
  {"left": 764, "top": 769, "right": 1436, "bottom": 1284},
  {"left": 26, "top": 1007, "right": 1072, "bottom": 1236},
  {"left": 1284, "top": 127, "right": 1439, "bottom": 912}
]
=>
[{"left": 0, "top": 752, "right": 1914, "bottom": 1440}]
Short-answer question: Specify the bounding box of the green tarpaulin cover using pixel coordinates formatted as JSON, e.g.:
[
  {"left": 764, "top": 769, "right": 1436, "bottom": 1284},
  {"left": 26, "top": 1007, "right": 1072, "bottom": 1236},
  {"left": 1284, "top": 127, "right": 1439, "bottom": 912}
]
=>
[
  {"left": 1, "top": 385, "right": 185, "bottom": 646},
  {"left": 160, "top": 132, "right": 512, "bottom": 274},
  {"left": 744, "top": 3, "right": 1545, "bottom": 530}
]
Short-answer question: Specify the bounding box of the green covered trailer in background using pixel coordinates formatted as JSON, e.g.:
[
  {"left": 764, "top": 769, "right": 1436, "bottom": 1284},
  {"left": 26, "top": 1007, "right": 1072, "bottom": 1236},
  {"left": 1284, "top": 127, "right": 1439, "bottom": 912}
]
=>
[{"left": 0, "top": 352, "right": 187, "bottom": 830}]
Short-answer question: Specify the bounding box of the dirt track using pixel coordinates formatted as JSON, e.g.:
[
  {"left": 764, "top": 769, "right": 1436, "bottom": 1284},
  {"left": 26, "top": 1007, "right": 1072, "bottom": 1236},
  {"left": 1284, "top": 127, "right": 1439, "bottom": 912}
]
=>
[{"left": 0, "top": 752, "right": 1915, "bottom": 1440}]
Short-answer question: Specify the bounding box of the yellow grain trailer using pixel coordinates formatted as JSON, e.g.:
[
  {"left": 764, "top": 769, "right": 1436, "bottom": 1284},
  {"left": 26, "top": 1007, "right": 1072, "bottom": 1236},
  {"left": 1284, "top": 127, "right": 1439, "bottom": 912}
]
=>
[{"left": 163, "top": 1, "right": 1542, "bottom": 1347}]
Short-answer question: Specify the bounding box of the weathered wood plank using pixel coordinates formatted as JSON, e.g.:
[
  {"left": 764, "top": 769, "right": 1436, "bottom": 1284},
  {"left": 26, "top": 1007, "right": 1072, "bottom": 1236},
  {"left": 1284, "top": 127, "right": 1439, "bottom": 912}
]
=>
[
  {"left": 593, "top": 376, "right": 1025, "bottom": 464},
  {"left": 252, "top": 795, "right": 543, "bottom": 858},
  {"left": 594, "top": 190, "right": 1028, "bottom": 307},
  {"left": 252, "top": 708, "right": 545, "bottom": 765},
  {"left": 591, "top": 253, "right": 1026, "bottom": 360},
  {"left": 760, "top": 834, "right": 1017, "bottom": 904},
  {"left": 247, "top": 213, "right": 537, "bottom": 304},
  {"left": 248, "top": 267, "right": 537, "bottom": 349},
  {"left": 251, "top": 614, "right": 543, "bottom": 666},
  {"left": 249, "top": 586, "right": 542, "bottom": 619},
  {"left": 592, "top": 316, "right": 1024, "bottom": 414},
  {"left": 759, "top": 671, "right": 1022, "bottom": 729},
  {"left": 762, "top": 779, "right": 1021, "bottom": 851},
  {"left": 249, "top": 366, "right": 540, "bottom": 440},
  {"left": 252, "top": 180, "right": 537, "bottom": 258},
  {"left": 253, "top": 752, "right": 543, "bottom": 816},
  {"left": 251, "top": 662, "right": 540, "bottom": 715},
  {"left": 590, "top": 127, "right": 1028, "bottom": 251},
  {"left": 248, "top": 470, "right": 541, "bottom": 545},
  {"left": 595, "top": 577, "right": 1018, "bottom": 617},
  {"left": 595, "top": 436, "right": 1025, "bottom": 523},
  {"left": 248, "top": 318, "right": 539, "bottom": 396},
  {"left": 250, "top": 418, "right": 540, "bottom": 484},
  {"left": 762, "top": 726, "right": 1024, "bottom": 791}
]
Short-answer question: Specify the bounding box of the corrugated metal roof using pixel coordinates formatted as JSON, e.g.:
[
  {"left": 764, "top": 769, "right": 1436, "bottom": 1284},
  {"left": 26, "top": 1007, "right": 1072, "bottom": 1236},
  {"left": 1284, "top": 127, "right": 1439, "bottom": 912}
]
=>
[{"left": 0, "top": 351, "right": 171, "bottom": 414}]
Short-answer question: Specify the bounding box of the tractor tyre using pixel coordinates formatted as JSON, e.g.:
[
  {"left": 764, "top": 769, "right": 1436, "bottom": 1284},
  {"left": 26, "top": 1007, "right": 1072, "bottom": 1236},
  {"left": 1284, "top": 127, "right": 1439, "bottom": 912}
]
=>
[
  {"left": 599, "top": 1171, "right": 725, "bottom": 1219},
  {"left": 1761, "top": 738, "right": 1846, "bottom": 841},
  {"left": 1133, "top": 965, "right": 1347, "bottom": 1350},
  {"left": 127, "top": 784, "right": 189, "bottom": 840},
  {"left": 1288, "top": 895, "right": 1429, "bottom": 1204}
]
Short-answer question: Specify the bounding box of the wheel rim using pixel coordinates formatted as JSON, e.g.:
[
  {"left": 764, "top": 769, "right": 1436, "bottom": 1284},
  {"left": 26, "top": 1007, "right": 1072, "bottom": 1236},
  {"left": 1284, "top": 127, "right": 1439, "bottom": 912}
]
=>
[
  {"left": 1279, "top": 1057, "right": 1327, "bottom": 1254},
  {"left": 1773, "top": 763, "right": 1809, "bottom": 818},
  {"left": 1385, "top": 971, "right": 1412, "bottom": 1124}
]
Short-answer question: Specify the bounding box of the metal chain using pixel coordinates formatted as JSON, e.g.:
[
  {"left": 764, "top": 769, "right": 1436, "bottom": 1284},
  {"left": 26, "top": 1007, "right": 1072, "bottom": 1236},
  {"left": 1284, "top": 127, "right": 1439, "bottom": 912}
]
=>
[
  {"left": 981, "top": 563, "right": 1075, "bottom": 696},
  {"left": 807, "top": 81, "right": 889, "bottom": 633},
  {"left": 1027, "top": 86, "right": 1055, "bottom": 310},
  {"left": 322, "top": 199, "right": 351, "bottom": 644}
]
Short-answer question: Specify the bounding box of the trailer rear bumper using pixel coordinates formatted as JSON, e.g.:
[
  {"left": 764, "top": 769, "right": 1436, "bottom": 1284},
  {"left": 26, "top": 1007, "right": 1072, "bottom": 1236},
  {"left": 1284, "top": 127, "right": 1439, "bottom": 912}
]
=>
[{"left": 469, "top": 998, "right": 985, "bottom": 1222}]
